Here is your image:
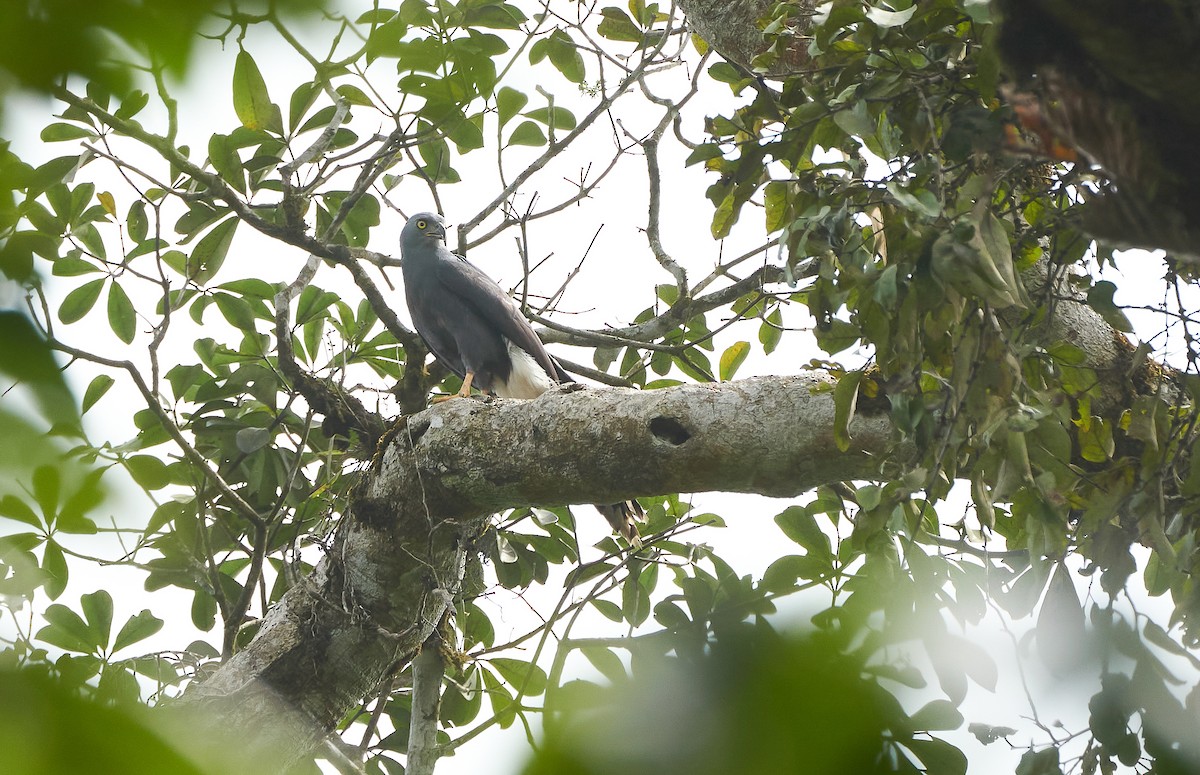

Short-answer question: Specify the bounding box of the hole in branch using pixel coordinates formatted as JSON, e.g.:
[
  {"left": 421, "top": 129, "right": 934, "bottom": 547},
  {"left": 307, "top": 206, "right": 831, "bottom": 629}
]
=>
[{"left": 649, "top": 416, "right": 691, "bottom": 446}]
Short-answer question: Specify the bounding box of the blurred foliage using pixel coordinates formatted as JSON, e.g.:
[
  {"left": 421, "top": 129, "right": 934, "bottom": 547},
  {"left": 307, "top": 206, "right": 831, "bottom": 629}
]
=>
[
  {"left": 0, "top": 668, "right": 204, "bottom": 775},
  {"left": 0, "top": 0, "right": 1198, "bottom": 774},
  {"left": 0, "top": 0, "right": 325, "bottom": 99},
  {"left": 527, "top": 624, "right": 949, "bottom": 775}
]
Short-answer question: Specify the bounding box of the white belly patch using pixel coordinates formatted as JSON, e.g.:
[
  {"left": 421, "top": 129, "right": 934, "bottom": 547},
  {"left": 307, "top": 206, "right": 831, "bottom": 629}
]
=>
[{"left": 493, "top": 339, "right": 554, "bottom": 399}]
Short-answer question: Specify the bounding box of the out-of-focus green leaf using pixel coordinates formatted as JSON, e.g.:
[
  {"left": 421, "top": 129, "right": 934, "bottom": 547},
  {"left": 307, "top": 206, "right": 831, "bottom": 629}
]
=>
[
  {"left": 38, "top": 602, "right": 95, "bottom": 653},
  {"left": 80, "top": 589, "right": 114, "bottom": 651},
  {"left": 126, "top": 455, "right": 170, "bottom": 490},
  {"left": 774, "top": 506, "right": 832, "bottom": 557},
  {"left": 113, "top": 610, "right": 164, "bottom": 652},
  {"left": 0, "top": 670, "right": 207, "bottom": 773}
]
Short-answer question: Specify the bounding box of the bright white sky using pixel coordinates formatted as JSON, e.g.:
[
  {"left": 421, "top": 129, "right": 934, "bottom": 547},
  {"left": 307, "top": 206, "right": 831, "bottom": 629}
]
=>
[{"left": 1, "top": 3, "right": 1196, "bottom": 774}]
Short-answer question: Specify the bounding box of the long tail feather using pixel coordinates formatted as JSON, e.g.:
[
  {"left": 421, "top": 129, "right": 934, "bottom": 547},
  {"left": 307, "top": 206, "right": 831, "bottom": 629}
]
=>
[{"left": 593, "top": 500, "right": 645, "bottom": 549}]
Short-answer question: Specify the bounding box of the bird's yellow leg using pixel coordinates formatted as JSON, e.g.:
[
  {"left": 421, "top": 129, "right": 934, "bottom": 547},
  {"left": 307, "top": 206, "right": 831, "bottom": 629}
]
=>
[{"left": 432, "top": 371, "right": 474, "bottom": 403}]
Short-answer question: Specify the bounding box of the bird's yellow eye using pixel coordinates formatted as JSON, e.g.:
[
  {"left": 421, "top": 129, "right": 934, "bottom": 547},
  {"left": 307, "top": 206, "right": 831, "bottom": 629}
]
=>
[{"left": 416, "top": 219, "right": 427, "bottom": 230}]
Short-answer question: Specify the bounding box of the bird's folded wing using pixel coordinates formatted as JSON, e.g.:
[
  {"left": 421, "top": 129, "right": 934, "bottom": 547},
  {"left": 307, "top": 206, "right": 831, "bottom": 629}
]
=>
[{"left": 435, "top": 253, "right": 565, "bottom": 383}]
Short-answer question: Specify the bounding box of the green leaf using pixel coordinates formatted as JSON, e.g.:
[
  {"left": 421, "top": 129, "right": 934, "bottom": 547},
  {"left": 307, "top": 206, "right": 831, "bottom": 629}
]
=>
[
  {"left": 207, "top": 133, "right": 245, "bottom": 194},
  {"left": 1037, "top": 564, "right": 1085, "bottom": 671},
  {"left": 335, "top": 84, "right": 373, "bottom": 107},
  {"left": 832, "top": 101, "right": 873, "bottom": 138},
  {"left": 126, "top": 200, "right": 148, "bottom": 242},
  {"left": 1016, "top": 747, "right": 1062, "bottom": 775},
  {"left": 106, "top": 282, "right": 136, "bottom": 343},
  {"left": 235, "top": 427, "right": 271, "bottom": 453},
  {"left": 1077, "top": 417, "right": 1114, "bottom": 463},
  {"left": 56, "top": 469, "right": 102, "bottom": 536},
  {"left": 886, "top": 182, "right": 941, "bottom": 218},
  {"left": 464, "top": 2, "right": 527, "bottom": 29},
  {"left": 904, "top": 738, "right": 967, "bottom": 775},
  {"left": 622, "top": 572, "right": 650, "bottom": 626},
  {"left": 710, "top": 193, "right": 739, "bottom": 238},
  {"left": 126, "top": 455, "right": 169, "bottom": 490},
  {"left": 81, "top": 589, "right": 114, "bottom": 651},
  {"left": 187, "top": 217, "right": 238, "bottom": 284},
  {"left": 49, "top": 254, "right": 96, "bottom": 277},
  {"left": 490, "top": 657, "right": 548, "bottom": 696},
  {"left": 580, "top": 645, "right": 627, "bottom": 683},
  {"left": 112, "top": 609, "right": 164, "bottom": 652},
  {"left": 523, "top": 106, "right": 577, "bottom": 131},
  {"left": 480, "top": 667, "right": 517, "bottom": 728},
  {"left": 832, "top": 370, "right": 863, "bottom": 452},
  {"left": 232, "top": 49, "right": 280, "bottom": 132},
  {"left": 908, "top": 700, "right": 964, "bottom": 731},
  {"left": 764, "top": 180, "right": 788, "bottom": 232},
  {"left": 0, "top": 495, "right": 42, "bottom": 529},
  {"left": 759, "top": 307, "right": 783, "bottom": 354},
  {"left": 58, "top": 278, "right": 106, "bottom": 324},
  {"left": 718, "top": 341, "right": 750, "bottom": 381},
  {"left": 41, "top": 540, "right": 68, "bottom": 599},
  {"left": 774, "top": 506, "right": 832, "bottom": 557},
  {"left": 507, "top": 120, "right": 547, "bottom": 147},
  {"left": 446, "top": 113, "right": 485, "bottom": 152},
  {"left": 761, "top": 554, "right": 831, "bottom": 591},
  {"left": 543, "top": 29, "right": 585, "bottom": 83},
  {"left": 968, "top": 722, "right": 1018, "bottom": 745},
  {"left": 441, "top": 668, "right": 484, "bottom": 726},
  {"left": 597, "top": 7, "right": 643, "bottom": 42},
  {"left": 365, "top": 13, "right": 410, "bottom": 60},
  {"left": 589, "top": 598, "right": 623, "bottom": 622},
  {"left": 213, "top": 293, "right": 257, "bottom": 331},
  {"left": 41, "top": 123, "right": 96, "bottom": 142},
  {"left": 1086, "top": 280, "right": 1133, "bottom": 333},
  {"left": 398, "top": 0, "right": 435, "bottom": 27},
  {"left": 295, "top": 286, "right": 338, "bottom": 326},
  {"left": 116, "top": 89, "right": 149, "bottom": 119},
  {"left": 82, "top": 374, "right": 113, "bottom": 415},
  {"left": 191, "top": 590, "right": 217, "bottom": 631},
  {"left": 32, "top": 465, "right": 60, "bottom": 519},
  {"left": 38, "top": 602, "right": 95, "bottom": 653},
  {"left": 708, "top": 61, "right": 745, "bottom": 86}
]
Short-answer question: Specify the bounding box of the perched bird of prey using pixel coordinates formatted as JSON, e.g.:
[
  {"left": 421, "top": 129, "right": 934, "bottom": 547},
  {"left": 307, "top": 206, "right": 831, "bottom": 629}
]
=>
[{"left": 400, "top": 212, "right": 644, "bottom": 547}]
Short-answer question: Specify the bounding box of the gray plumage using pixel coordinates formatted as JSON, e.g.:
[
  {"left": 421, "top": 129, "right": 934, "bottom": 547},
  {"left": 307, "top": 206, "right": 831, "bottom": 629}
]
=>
[
  {"left": 399, "top": 212, "right": 644, "bottom": 546},
  {"left": 400, "top": 212, "right": 571, "bottom": 398}
]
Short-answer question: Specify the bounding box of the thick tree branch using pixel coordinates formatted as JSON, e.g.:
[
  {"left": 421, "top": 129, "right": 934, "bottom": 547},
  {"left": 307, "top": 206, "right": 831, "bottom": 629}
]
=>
[{"left": 177, "top": 375, "right": 893, "bottom": 768}]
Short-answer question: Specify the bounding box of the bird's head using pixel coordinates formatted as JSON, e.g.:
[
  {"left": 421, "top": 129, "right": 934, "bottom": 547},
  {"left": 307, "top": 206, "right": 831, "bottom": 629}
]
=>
[{"left": 401, "top": 212, "right": 448, "bottom": 252}]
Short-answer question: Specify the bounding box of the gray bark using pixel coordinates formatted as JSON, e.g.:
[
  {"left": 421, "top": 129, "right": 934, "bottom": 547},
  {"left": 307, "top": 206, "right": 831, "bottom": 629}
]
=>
[
  {"left": 407, "top": 635, "right": 447, "bottom": 775},
  {"left": 677, "top": 0, "right": 815, "bottom": 77},
  {"left": 174, "top": 375, "right": 895, "bottom": 768}
]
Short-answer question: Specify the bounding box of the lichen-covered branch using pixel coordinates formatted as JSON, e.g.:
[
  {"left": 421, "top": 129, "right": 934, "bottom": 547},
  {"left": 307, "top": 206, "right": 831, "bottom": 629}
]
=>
[{"left": 176, "top": 375, "right": 893, "bottom": 770}]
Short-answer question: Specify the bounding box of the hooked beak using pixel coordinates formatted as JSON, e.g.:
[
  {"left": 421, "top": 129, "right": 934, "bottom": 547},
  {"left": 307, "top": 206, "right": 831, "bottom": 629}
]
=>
[{"left": 426, "top": 223, "right": 447, "bottom": 241}]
